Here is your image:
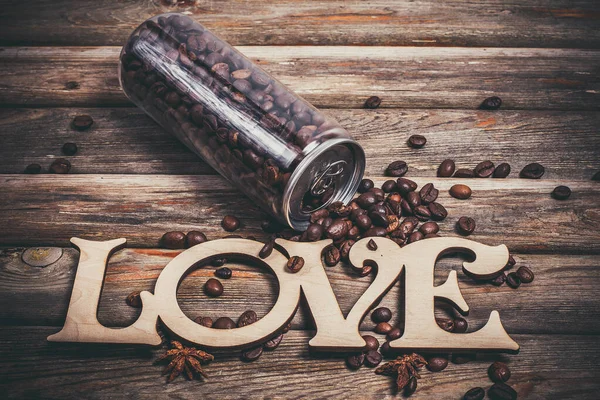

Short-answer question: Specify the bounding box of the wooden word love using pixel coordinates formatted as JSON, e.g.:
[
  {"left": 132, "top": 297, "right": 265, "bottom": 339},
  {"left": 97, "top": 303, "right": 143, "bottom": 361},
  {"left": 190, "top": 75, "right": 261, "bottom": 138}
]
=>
[{"left": 48, "top": 236, "right": 519, "bottom": 353}]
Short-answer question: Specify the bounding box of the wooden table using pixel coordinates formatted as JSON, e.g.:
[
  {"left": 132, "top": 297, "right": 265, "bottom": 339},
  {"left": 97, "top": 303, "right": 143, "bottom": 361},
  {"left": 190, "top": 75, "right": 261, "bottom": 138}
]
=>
[{"left": 1, "top": 1, "right": 599, "bottom": 398}]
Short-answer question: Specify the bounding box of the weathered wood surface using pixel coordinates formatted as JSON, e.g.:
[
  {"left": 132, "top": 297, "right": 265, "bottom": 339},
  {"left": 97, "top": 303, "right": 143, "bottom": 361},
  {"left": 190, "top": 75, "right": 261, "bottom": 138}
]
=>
[
  {"left": 0, "top": 326, "right": 598, "bottom": 399},
  {"left": 1, "top": 0, "right": 600, "bottom": 48},
  {"left": 1, "top": 108, "right": 599, "bottom": 179},
  {"left": 2, "top": 46, "right": 599, "bottom": 110},
  {"left": 1, "top": 175, "right": 598, "bottom": 251},
  {"left": 0, "top": 247, "right": 598, "bottom": 335}
]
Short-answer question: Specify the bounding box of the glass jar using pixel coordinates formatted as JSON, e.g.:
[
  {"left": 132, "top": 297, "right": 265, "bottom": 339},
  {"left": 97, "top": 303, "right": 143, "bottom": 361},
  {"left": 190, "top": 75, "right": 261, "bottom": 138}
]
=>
[{"left": 119, "top": 13, "right": 365, "bottom": 230}]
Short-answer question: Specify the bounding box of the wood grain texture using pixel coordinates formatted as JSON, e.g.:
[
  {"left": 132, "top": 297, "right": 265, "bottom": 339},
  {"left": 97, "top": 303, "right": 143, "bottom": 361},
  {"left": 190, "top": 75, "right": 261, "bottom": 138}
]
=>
[
  {"left": 1, "top": 108, "right": 599, "bottom": 179},
  {"left": 1, "top": 0, "right": 599, "bottom": 48},
  {"left": 1, "top": 246, "right": 597, "bottom": 335},
  {"left": 1, "top": 326, "right": 598, "bottom": 399},
  {"left": 1, "top": 46, "right": 599, "bottom": 110}
]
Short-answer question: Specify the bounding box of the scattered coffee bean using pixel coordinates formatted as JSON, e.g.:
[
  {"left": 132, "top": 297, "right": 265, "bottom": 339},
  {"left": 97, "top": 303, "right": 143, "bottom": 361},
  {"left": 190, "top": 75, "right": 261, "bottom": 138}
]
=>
[
  {"left": 259, "top": 240, "right": 275, "bottom": 259},
  {"left": 520, "top": 162, "right": 545, "bottom": 179},
  {"left": 474, "top": 160, "right": 495, "bottom": 178},
  {"left": 427, "top": 356, "right": 448, "bottom": 372},
  {"left": 396, "top": 178, "right": 418, "bottom": 194},
  {"left": 488, "top": 361, "right": 511, "bottom": 383},
  {"left": 358, "top": 178, "right": 374, "bottom": 193},
  {"left": 490, "top": 272, "right": 506, "bottom": 286},
  {"left": 213, "top": 317, "right": 236, "bottom": 329},
  {"left": 456, "top": 216, "right": 476, "bottom": 235},
  {"left": 186, "top": 231, "right": 207, "bottom": 247},
  {"left": 49, "top": 158, "right": 71, "bottom": 174},
  {"left": 204, "top": 278, "right": 224, "bottom": 297},
  {"left": 161, "top": 231, "right": 186, "bottom": 249},
  {"left": 371, "top": 307, "right": 392, "bottom": 323},
  {"left": 221, "top": 215, "right": 240, "bottom": 231},
  {"left": 194, "top": 316, "right": 213, "bottom": 327},
  {"left": 211, "top": 258, "right": 227, "bottom": 267},
  {"left": 505, "top": 272, "right": 521, "bottom": 289},
  {"left": 385, "top": 160, "right": 408, "bottom": 177},
  {"left": 24, "top": 163, "right": 41, "bottom": 174},
  {"left": 380, "top": 179, "right": 397, "bottom": 193},
  {"left": 323, "top": 245, "right": 341, "bottom": 266},
  {"left": 419, "top": 183, "right": 439, "bottom": 204},
  {"left": 374, "top": 322, "right": 393, "bottom": 334},
  {"left": 436, "top": 318, "right": 454, "bottom": 332},
  {"left": 551, "top": 185, "right": 571, "bottom": 200},
  {"left": 454, "top": 168, "right": 475, "bottom": 178},
  {"left": 516, "top": 266, "right": 534, "bottom": 283},
  {"left": 453, "top": 317, "right": 468, "bottom": 333},
  {"left": 419, "top": 221, "right": 439, "bottom": 235},
  {"left": 488, "top": 382, "right": 517, "bottom": 400},
  {"left": 493, "top": 163, "right": 511, "bottom": 178},
  {"left": 404, "top": 377, "right": 417, "bottom": 396},
  {"left": 463, "top": 387, "right": 485, "bottom": 400},
  {"left": 479, "top": 96, "right": 502, "bottom": 110},
  {"left": 126, "top": 291, "right": 142, "bottom": 307},
  {"left": 215, "top": 267, "right": 232, "bottom": 279},
  {"left": 407, "top": 231, "right": 424, "bottom": 243},
  {"left": 72, "top": 114, "right": 94, "bottom": 130},
  {"left": 367, "top": 239, "right": 378, "bottom": 251},
  {"left": 263, "top": 334, "right": 284, "bottom": 350},
  {"left": 379, "top": 341, "right": 393, "bottom": 358},
  {"left": 407, "top": 134, "right": 427, "bottom": 148},
  {"left": 304, "top": 223, "right": 324, "bottom": 241},
  {"left": 364, "top": 96, "right": 382, "bottom": 109},
  {"left": 428, "top": 202, "right": 448, "bottom": 221},
  {"left": 449, "top": 184, "right": 472, "bottom": 199},
  {"left": 326, "top": 218, "right": 349, "bottom": 240},
  {"left": 387, "top": 327, "right": 402, "bottom": 341},
  {"left": 287, "top": 256, "right": 305, "bottom": 273},
  {"left": 241, "top": 345, "right": 263, "bottom": 362},
  {"left": 62, "top": 142, "right": 78, "bottom": 156},
  {"left": 364, "top": 350, "right": 383, "bottom": 368},
  {"left": 505, "top": 254, "right": 516, "bottom": 270},
  {"left": 437, "top": 159, "right": 455, "bottom": 177},
  {"left": 361, "top": 335, "right": 380, "bottom": 352},
  {"left": 237, "top": 310, "right": 258, "bottom": 327}
]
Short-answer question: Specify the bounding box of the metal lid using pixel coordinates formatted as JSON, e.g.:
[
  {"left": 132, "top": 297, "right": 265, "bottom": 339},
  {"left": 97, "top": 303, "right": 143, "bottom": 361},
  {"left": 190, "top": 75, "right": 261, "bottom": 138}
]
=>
[{"left": 283, "top": 136, "right": 365, "bottom": 231}]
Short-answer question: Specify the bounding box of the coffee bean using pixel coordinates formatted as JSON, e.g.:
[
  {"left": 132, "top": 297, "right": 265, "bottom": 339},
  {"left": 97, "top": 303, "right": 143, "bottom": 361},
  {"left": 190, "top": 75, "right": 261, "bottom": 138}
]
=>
[
  {"left": 62, "top": 142, "right": 78, "bottom": 156},
  {"left": 215, "top": 267, "right": 232, "bottom": 279},
  {"left": 437, "top": 318, "right": 454, "bottom": 332},
  {"left": 237, "top": 310, "right": 258, "bottom": 327},
  {"left": 506, "top": 272, "right": 521, "bottom": 289},
  {"left": 419, "top": 183, "right": 439, "bottom": 204},
  {"left": 427, "top": 356, "right": 448, "bottom": 372},
  {"left": 387, "top": 327, "right": 402, "bottom": 341},
  {"left": 385, "top": 160, "right": 408, "bottom": 177},
  {"left": 370, "top": 211, "right": 389, "bottom": 227},
  {"left": 379, "top": 341, "right": 393, "bottom": 358},
  {"left": 404, "top": 377, "right": 417, "bottom": 396},
  {"left": 211, "top": 258, "right": 227, "bottom": 267},
  {"left": 407, "top": 231, "right": 424, "bottom": 243},
  {"left": 488, "top": 361, "right": 511, "bottom": 383},
  {"left": 364, "top": 96, "right": 381, "bottom": 109},
  {"left": 450, "top": 184, "right": 472, "bottom": 199},
  {"left": 362, "top": 335, "right": 380, "bottom": 351},
  {"left": 323, "top": 245, "right": 341, "bottom": 266},
  {"left": 263, "top": 334, "right": 283, "bottom": 350},
  {"left": 186, "top": 231, "right": 207, "bottom": 247},
  {"left": 371, "top": 307, "right": 392, "bottom": 323},
  {"left": 358, "top": 179, "right": 374, "bottom": 193},
  {"left": 479, "top": 96, "right": 502, "bottom": 110},
  {"left": 428, "top": 202, "right": 448, "bottom": 221},
  {"left": 24, "top": 163, "right": 41, "bottom": 174},
  {"left": 72, "top": 115, "right": 94, "bottom": 130},
  {"left": 520, "top": 162, "right": 545, "bottom": 179},
  {"left": 355, "top": 214, "right": 372, "bottom": 231},
  {"left": 287, "top": 256, "right": 305, "bottom": 273},
  {"left": 259, "top": 240, "right": 274, "bottom": 259},
  {"left": 346, "top": 353, "right": 365, "bottom": 369},
  {"left": 551, "top": 185, "right": 571, "bottom": 200},
  {"left": 437, "top": 159, "right": 455, "bottom": 177},
  {"left": 490, "top": 272, "right": 506, "bottom": 286},
  {"left": 456, "top": 216, "right": 476, "bottom": 235},
  {"left": 419, "top": 221, "right": 439, "bottom": 235},
  {"left": 382, "top": 179, "right": 398, "bottom": 193},
  {"left": 326, "top": 219, "right": 349, "bottom": 240},
  {"left": 453, "top": 317, "right": 468, "bottom": 333},
  {"left": 407, "top": 134, "right": 427, "bottom": 148},
  {"left": 366, "top": 239, "right": 378, "bottom": 251},
  {"left": 493, "top": 163, "right": 511, "bottom": 178},
  {"left": 396, "top": 178, "right": 418, "bottom": 194},
  {"left": 126, "top": 291, "right": 142, "bottom": 308},
  {"left": 593, "top": 171, "right": 600, "bottom": 181},
  {"left": 374, "top": 322, "right": 393, "bottom": 334},
  {"left": 305, "top": 223, "right": 324, "bottom": 241},
  {"left": 241, "top": 345, "right": 263, "bottom": 361},
  {"left": 221, "top": 215, "right": 240, "bottom": 231},
  {"left": 505, "top": 254, "right": 516, "bottom": 269},
  {"left": 161, "top": 231, "right": 186, "bottom": 249},
  {"left": 474, "top": 160, "right": 495, "bottom": 178},
  {"left": 463, "top": 387, "right": 485, "bottom": 400},
  {"left": 371, "top": 188, "right": 385, "bottom": 202},
  {"left": 194, "top": 316, "right": 213, "bottom": 327},
  {"left": 364, "top": 350, "right": 383, "bottom": 368},
  {"left": 454, "top": 168, "right": 475, "bottom": 178},
  {"left": 406, "top": 191, "right": 421, "bottom": 208},
  {"left": 413, "top": 205, "right": 431, "bottom": 221},
  {"left": 516, "top": 266, "right": 534, "bottom": 283},
  {"left": 488, "top": 383, "right": 517, "bottom": 400},
  {"left": 213, "top": 317, "right": 236, "bottom": 329},
  {"left": 204, "top": 278, "right": 223, "bottom": 297},
  {"left": 49, "top": 158, "right": 71, "bottom": 174}
]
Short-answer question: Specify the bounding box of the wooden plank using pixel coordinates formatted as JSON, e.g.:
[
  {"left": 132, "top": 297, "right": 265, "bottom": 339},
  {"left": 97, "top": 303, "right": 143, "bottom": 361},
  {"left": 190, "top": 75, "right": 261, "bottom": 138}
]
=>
[
  {"left": 0, "top": 247, "right": 598, "bottom": 335},
  {"left": 1, "top": 0, "right": 599, "bottom": 48},
  {"left": 0, "top": 326, "right": 598, "bottom": 399},
  {"left": 0, "top": 175, "right": 598, "bottom": 251},
  {"left": 1, "top": 108, "right": 599, "bottom": 179},
  {"left": 1, "top": 47, "right": 599, "bottom": 110}
]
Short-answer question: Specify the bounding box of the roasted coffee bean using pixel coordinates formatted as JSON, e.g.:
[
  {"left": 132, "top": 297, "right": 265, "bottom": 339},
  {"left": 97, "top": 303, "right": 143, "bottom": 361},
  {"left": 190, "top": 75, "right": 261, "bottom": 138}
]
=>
[
  {"left": 257, "top": 240, "right": 274, "bottom": 259},
  {"left": 506, "top": 272, "right": 521, "bottom": 289},
  {"left": 453, "top": 317, "right": 468, "bottom": 333},
  {"left": 49, "top": 158, "right": 71, "bottom": 174},
  {"left": 382, "top": 179, "right": 398, "bottom": 193},
  {"left": 452, "top": 353, "right": 475, "bottom": 364},
  {"left": 387, "top": 327, "right": 402, "bottom": 341},
  {"left": 213, "top": 317, "right": 236, "bottom": 329},
  {"left": 72, "top": 114, "right": 94, "bottom": 130},
  {"left": 551, "top": 185, "right": 571, "bottom": 200},
  {"left": 406, "top": 191, "right": 421, "bottom": 209},
  {"left": 374, "top": 322, "right": 393, "bottom": 334},
  {"left": 362, "top": 335, "right": 380, "bottom": 351},
  {"left": 516, "top": 266, "right": 534, "bottom": 283},
  {"left": 370, "top": 211, "right": 389, "bottom": 227},
  {"left": 126, "top": 291, "right": 142, "bottom": 308},
  {"left": 161, "top": 231, "right": 186, "bottom": 249},
  {"left": 488, "top": 361, "right": 511, "bottom": 383},
  {"left": 24, "top": 163, "right": 41, "bottom": 174},
  {"left": 62, "top": 142, "right": 78, "bottom": 156},
  {"left": 413, "top": 205, "right": 431, "bottom": 221},
  {"left": 593, "top": 171, "right": 600, "bottom": 181},
  {"left": 463, "top": 387, "right": 485, "bottom": 400},
  {"left": 456, "top": 216, "right": 476, "bottom": 235},
  {"left": 339, "top": 240, "right": 356, "bottom": 261},
  {"left": 404, "top": 377, "right": 417, "bottom": 396},
  {"left": 364, "top": 350, "right": 383, "bottom": 368},
  {"left": 474, "top": 160, "right": 495, "bottom": 178},
  {"left": 407, "top": 231, "right": 424, "bottom": 243},
  {"left": 371, "top": 188, "right": 385, "bottom": 202},
  {"left": 215, "top": 267, "right": 232, "bottom": 279},
  {"left": 364, "top": 96, "right": 381, "bottom": 109},
  {"left": 520, "top": 162, "right": 545, "bottom": 179},
  {"left": 358, "top": 178, "right": 374, "bottom": 193},
  {"left": 479, "top": 96, "right": 502, "bottom": 110},
  {"left": 428, "top": 202, "right": 448, "bottom": 221},
  {"left": 505, "top": 254, "right": 516, "bottom": 269},
  {"left": 399, "top": 218, "right": 417, "bottom": 235},
  {"left": 490, "top": 272, "right": 506, "bottom": 286},
  {"left": 237, "top": 310, "right": 258, "bottom": 327},
  {"left": 407, "top": 134, "right": 427, "bottom": 148},
  {"left": 204, "top": 278, "right": 224, "bottom": 297},
  {"left": 367, "top": 239, "right": 378, "bottom": 251},
  {"left": 263, "top": 334, "right": 283, "bottom": 350},
  {"left": 437, "top": 159, "right": 456, "bottom": 177},
  {"left": 419, "top": 183, "right": 438, "bottom": 204},
  {"left": 454, "top": 168, "right": 475, "bottom": 178},
  {"left": 304, "top": 223, "right": 324, "bottom": 241},
  {"left": 419, "top": 221, "right": 439, "bottom": 235},
  {"left": 221, "top": 215, "right": 240, "bottom": 231},
  {"left": 346, "top": 353, "right": 365, "bottom": 369},
  {"left": 326, "top": 219, "right": 349, "bottom": 240},
  {"left": 396, "top": 178, "right": 418, "bottom": 194},
  {"left": 186, "top": 231, "right": 207, "bottom": 247},
  {"left": 437, "top": 318, "right": 454, "bottom": 332},
  {"left": 211, "top": 258, "right": 227, "bottom": 267},
  {"left": 385, "top": 160, "right": 408, "bottom": 177},
  {"left": 194, "top": 316, "right": 213, "bottom": 328},
  {"left": 359, "top": 264, "right": 373, "bottom": 277},
  {"left": 379, "top": 341, "right": 393, "bottom": 358},
  {"left": 427, "top": 356, "right": 448, "bottom": 372},
  {"left": 241, "top": 345, "right": 263, "bottom": 362},
  {"left": 287, "top": 256, "right": 305, "bottom": 273},
  {"left": 323, "top": 245, "right": 341, "bottom": 266},
  {"left": 488, "top": 383, "right": 517, "bottom": 400},
  {"left": 450, "top": 184, "right": 472, "bottom": 199},
  {"left": 355, "top": 214, "right": 372, "bottom": 230},
  {"left": 493, "top": 163, "right": 511, "bottom": 178},
  {"left": 372, "top": 307, "right": 392, "bottom": 323},
  {"left": 321, "top": 217, "right": 333, "bottom": 230},
  {"left": 356, "top": 191, "right": 378, "bottom": 209}
]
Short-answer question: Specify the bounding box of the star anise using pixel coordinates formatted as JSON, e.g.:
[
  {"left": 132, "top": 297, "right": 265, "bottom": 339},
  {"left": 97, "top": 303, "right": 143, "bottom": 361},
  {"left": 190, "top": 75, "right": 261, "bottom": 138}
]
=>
[
  {"left": 156, "top": 340, "right": 214, "bottom": 383},
  {"left": 375, "top": 353, "right": 427, "bottom": 392}
]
